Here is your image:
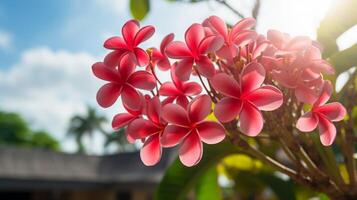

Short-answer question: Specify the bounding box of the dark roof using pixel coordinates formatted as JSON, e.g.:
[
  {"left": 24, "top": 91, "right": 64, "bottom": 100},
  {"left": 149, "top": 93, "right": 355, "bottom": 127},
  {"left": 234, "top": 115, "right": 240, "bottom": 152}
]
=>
[{"left": 0, "top": 146, "right": 176, "bottom": 190}]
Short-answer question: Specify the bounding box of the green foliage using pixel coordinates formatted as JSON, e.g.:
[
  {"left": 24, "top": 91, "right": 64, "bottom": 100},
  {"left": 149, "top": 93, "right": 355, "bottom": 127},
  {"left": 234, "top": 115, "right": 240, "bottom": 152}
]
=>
[
  {"left": 154, "top": 141, "right": 239, "bottom": 200},
  {"left": 329, "top": 44, "right": 357, "bottom": 75},
  {"left": 30, "top": 131, "right": 60, "bottom": 151},
  {"left": 0, "top": 111, "right": 60, "bottom": 151},
  {"left": 317, "top": 0, "right": 357, "bottom": 58},
  {"left": 196, "top": 167, "right": 222, "bottom": 200},
  {"left": 130, "top": 0, "right": 150, "bottom": 21},
  {"left": 0, "top": 111, "right": 30, "bottom": 145}
]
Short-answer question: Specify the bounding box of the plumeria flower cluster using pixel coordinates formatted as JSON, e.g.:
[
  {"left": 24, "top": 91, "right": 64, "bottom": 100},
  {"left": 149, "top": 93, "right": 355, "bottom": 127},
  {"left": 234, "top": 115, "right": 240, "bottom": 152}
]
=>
[{"left": 92, "top": 16, "right": 346, "bottom": 167}]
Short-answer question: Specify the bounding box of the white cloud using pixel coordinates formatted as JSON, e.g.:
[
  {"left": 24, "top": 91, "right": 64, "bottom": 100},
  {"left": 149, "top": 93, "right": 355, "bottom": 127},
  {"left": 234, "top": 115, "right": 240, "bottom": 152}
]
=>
[
  {"left": 94, "top": 0, "right": 129, "bottom": 14},
  {"left": 0, "top": 47, "right": 109, "bottom": 153},
  {"left": 0, "top": 30, "right": 12, "bottom": 51}
]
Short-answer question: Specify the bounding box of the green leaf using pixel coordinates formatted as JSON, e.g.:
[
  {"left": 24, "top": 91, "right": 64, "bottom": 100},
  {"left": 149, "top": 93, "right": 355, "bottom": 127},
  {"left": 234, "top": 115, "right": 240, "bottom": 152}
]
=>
[
  {"left": 328, "top": 44, "right": 357, "bottom": 75},
  {"left": 154, "top": 141, "right": 240, "bottom": 200},
  {"left": 130, "top": 0, "right": 150, "bottom": 21},
  {"left": 317, "top": 0, "right": 357, "bottom": 57},
  {"left": 196, "top": 166, "right": 222, "bottom": 200}
]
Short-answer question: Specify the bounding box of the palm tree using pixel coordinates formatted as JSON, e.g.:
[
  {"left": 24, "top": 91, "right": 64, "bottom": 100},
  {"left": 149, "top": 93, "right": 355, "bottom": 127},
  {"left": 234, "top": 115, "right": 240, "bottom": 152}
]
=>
[
  {"left": 67, "top": 106, "right": 106, "bottom": 153},
  {"left": 103, "top": 128, "right": 137, "bottom": 153}
]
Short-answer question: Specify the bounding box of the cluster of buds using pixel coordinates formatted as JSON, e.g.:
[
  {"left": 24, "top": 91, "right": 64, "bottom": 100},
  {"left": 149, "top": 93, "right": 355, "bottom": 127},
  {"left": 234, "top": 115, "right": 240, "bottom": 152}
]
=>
[{"left": 92, "top": 16, "right": 346, "bottom": 167}]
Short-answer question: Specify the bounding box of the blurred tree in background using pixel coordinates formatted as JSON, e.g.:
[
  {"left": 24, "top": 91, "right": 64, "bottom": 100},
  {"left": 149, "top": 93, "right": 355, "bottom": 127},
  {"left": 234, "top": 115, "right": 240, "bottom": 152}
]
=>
[
  {"left": 67, "top": 106, "right": 107, "bottom": 153},
  {"left": 67, "top": 106, "right": 137, "bottom": 153},
  {"left": 0, "top": 111, "right": 60, "bottom": 151},
  {"left": 104, "top": 128, "right": 137, "bottom": 153}
]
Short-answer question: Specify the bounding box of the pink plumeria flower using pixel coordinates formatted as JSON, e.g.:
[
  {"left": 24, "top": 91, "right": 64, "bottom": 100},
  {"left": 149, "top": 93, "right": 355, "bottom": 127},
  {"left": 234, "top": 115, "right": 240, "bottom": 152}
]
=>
[
  {"left": 296, "top": 81, "right": 346, "bottom": 146},
  {"left": 203, "top": 15, "right": 257, "bottom": 62},
  {"left": 166, "top": 23, "right": 224, "bottom": 80},
  {"left": 92, "top": 54, "right": 156, "bottom": 110},
  {"left": 126, "top": 96, "right": 167, "bottom": 166},
  {"left": 161, "top": 95, "right": 226, "bottom": 167},
  {"left": 267, "top": 29, "right": 312, "bottom": 57},
  {"left": 159, "top": 64, "right": 202, "bottom": 108},
  {"left": 241, "top": 34, "right": 270, "bottom": 61},
  {"left": 104, "top": 20, "right": 155, "bottom": 67},
  {"left": 271, "top": 45, "right": 334, "bottom": 103},
  {"left": 211, "top": 62, "right": 283, "bottom": 136},
  {"left": 149, "top": 33, "right": 174, "bottom": 71}
]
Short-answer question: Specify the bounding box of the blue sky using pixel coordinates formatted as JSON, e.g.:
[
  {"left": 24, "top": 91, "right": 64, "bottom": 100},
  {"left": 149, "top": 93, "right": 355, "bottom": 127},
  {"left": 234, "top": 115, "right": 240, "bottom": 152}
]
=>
[{"left": 0, "top": 0, "right": 354, "bottom": 153}]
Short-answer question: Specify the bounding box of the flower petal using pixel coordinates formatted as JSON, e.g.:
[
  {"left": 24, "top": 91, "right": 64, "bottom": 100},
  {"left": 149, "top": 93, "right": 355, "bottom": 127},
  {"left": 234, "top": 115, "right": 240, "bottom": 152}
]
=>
[
  {"left": 162, "top": 96, "right": 176, "bottom": 105},
  {"left": 147, "top": 96, "right": 162, "bottom": 125},
  {"left": 316, "top": 102, "right": 346, "bottom": 122},
  {"left": 296, "top": 112, "right": 319, "bottom": 132},
  {"left": 166, "top": 41, "right": 192, "bottom": 59},
  {"left": 214, "top": 97, "right": 242, "bottom": 123},
  {"left": 195, "top": 56, "right": 216, "bottom": 78},
  {"left": 305, "top": 45, "right": 322, "bottom": 60},
  {"left": 294, "top": 85, "right": 319, "bottom": 104},
  {"left": 267, "top": 29, "right": 288, "bottom": 49},
  {"left": 188, "top": 95, "right": 212, "bottom": 123},
  {"left": 161, "top": 125, "right": 189, "bottom": 147},
  {"left": 96, "top": 83, "right": 121, "bottom": 108},
  {"left": 128, "top": 71, "right": 156, "bottom": 90},
  {"left": 162, "top": 103, "right": 190, "bottom": 126},
  {"left": 104, "top": 50, "right": 126, "bottom": 68},
  {"left": 118, "top": 53, "right": 136, "bottom": 80},
  {"left": 185, "top": 23, "right": 205, "bottom": 52},
  {"left": 314, "top": 81, "right": 332, "bottom": 107},
  {"left": 253, "top": 41, "right": 270, "bottom": 59},
  {"left": 241, "top": 62, "right": 266, "bottom": 94},
  {"left": 157, "top": 58, "right": 171, "bottom": 71},
  {"left": 210, "top": 73, "right": 240, "bottom": 98},
  {"left": 286, "top": 36, "right": 311, "bottom": 51},
  {"left": 318, "top": 116, "right": 336, "bottom": 146},
  {"left": 231, "top": 18, "right": 256, "bottom": 39},
  {"left": 216, "top": 44, "right": 237, "bottom": 61},
  {"left": 198, "top": 35, "right": 224, "bottom": 54},
  {"left": 196, "top": 121, "right": 225, "bottom": 144},
  {"left": 104, "top": 36, "right": 127, "bottom": 50},
  {"left": 182, "top": 82, "right": 202, "bottom": 96},
  {"left": 140, "top": 134, "right": 162, "bottom": 166},
  {"left": 239, "top": 103, "right": 264, "bottom": 136},
  {"left": 309, "top": 60, "right": 335, "bottom": 75},
  {"left": 134, "top": 48, "right": 149, "bottom": 66},
  {"left": 92, "top": 62, "right": 120, "bottom": 81},
  {"left": 233, "top": 30, "right": 257, "bottom": 47},
  {"left": 179, "top": 131, "right": 203, "bottom": 167},
  {"left": 159, "top": 82, "right": 181, "bottom": 96},
  {"left": 126, "top": 118, "right": 160, "bottom": 140},
  {"left": 176, "top": 95, "right": 189, "bottom": 109},
  {"left": 245, "top": 85, "right": 283, "bottom": 111},
  {"left": 122, "top": 20, "right": 139, "bottom": 47},
  {"left": 121, "top": 85, "right": 142, "bottom": 111},
  {"left": 206, "top": 16, "right": 228, "bottom": 39},
  {"left": 171, "top": 63, "right": 183, "bottom": 88},
  {"left": 160, "top": 33, "right": 175, "bottom": 53},
  {"left": 175, "top": 58, "right": 194, "bottom": 81},
  {"left": 112, "top": 113, "right": 136, "bottom": 130},
  {"left": 134, "top": 25, "right": 155, "bottom": 46}
]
